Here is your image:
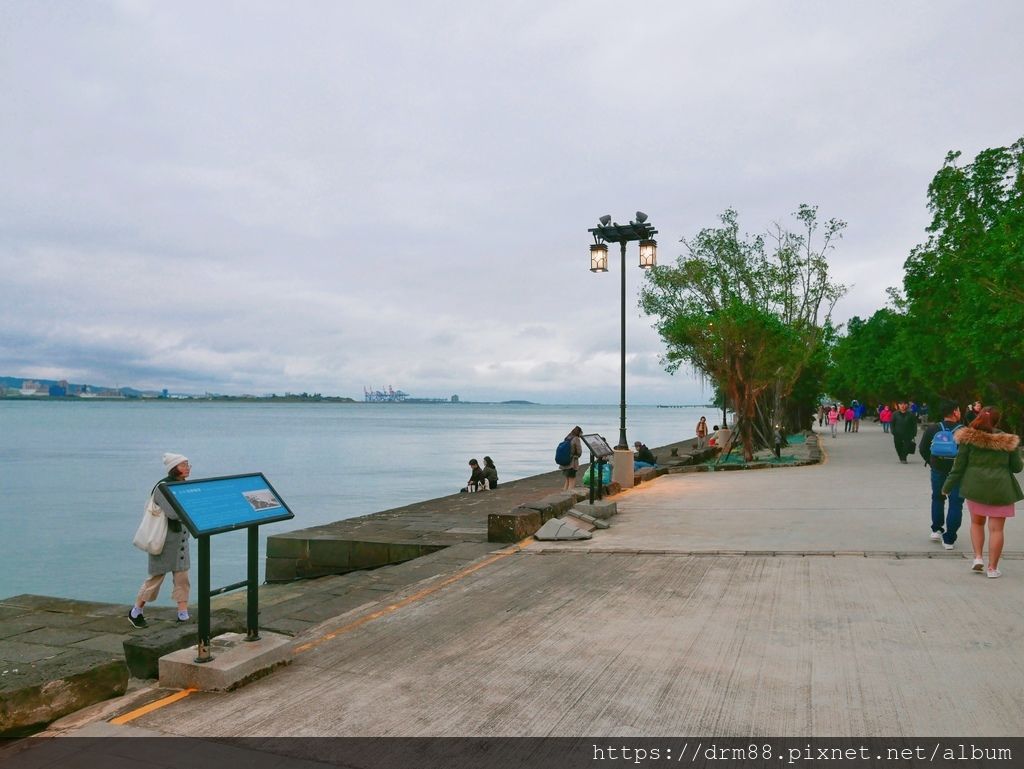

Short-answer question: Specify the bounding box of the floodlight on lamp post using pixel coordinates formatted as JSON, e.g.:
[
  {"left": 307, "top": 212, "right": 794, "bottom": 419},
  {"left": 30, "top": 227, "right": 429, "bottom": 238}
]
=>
[{"left": 587, "top": 212, "right": 658, "bottom": 460}]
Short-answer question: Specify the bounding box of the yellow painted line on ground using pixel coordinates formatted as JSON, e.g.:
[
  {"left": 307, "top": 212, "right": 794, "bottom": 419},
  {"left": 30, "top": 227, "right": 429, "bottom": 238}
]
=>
[
  {"left": 293, "top": 538, "right": 534, "bottom": 655},
  {"left": 109, "top": 688, "right": 198, "bottom": 724},
  {"left": 106, "top": 537, "right": 533, "bottom": 724}
]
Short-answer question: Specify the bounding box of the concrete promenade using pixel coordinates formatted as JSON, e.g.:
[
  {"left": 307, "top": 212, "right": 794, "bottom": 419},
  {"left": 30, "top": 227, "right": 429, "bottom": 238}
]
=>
[{"left": 35, "top": 423, "right": 1024, "bottom": 737}]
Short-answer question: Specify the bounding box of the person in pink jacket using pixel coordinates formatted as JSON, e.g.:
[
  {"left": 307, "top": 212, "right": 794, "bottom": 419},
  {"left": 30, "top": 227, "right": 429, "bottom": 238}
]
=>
[
  {"left": 844, "top": 405, "right": 855, "bottom": 433},
  {"left": 828, "top": 405, "right": 839, "bottom": 438},
  {"left": 880, "top": 404, "right": 893, "bottom": 433}
]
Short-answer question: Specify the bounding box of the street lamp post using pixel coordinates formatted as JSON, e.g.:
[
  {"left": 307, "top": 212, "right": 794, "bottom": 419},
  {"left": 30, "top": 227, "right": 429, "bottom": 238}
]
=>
[{"left": 588, "top": 212, "right": 657, "bottom": 488}]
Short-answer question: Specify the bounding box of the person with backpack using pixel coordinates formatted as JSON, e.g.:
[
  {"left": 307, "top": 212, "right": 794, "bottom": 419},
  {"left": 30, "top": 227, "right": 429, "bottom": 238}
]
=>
[
  {"left": 919, "top": 400, "right": 964, "bottom": 550},
  {"left": 942, "top": 407, "right": 1024, "bottom": 578},
  {"left": 556, "top": 426, "right": 583, "bottom": 491},
  {"left": 890, "top": 400, "right": 919, "bottom": 464}
]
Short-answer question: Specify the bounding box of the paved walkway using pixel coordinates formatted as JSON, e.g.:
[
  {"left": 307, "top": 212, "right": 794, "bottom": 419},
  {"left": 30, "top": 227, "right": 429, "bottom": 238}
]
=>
[{"left": 38, "top": 424, "right": 1024, "bottom": 737}]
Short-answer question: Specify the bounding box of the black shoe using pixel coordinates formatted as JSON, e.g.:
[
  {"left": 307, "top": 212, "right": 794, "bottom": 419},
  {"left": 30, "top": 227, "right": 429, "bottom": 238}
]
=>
[{"left": 128, "top": 609, "right": 148, "bottom": 629}]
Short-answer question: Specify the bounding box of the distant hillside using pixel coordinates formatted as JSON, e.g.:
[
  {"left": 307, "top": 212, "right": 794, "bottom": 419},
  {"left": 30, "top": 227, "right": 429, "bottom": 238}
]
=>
[
  {"left": 0, "top": 375, "right": 360, "bottom": 402},
  {"left": 0, "top": 375, "right": 148, "bottom": 395}
]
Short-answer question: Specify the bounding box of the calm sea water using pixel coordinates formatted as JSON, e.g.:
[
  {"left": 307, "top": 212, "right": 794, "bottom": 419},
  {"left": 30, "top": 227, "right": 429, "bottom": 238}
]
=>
[{"left": 0, "top": 401, "right": 713, "bottom": 604}]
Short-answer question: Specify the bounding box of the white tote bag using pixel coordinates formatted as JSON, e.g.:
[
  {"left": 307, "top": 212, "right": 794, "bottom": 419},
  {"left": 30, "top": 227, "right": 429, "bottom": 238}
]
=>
[{"left": 132, "top": 497, "right": 168, "bottom": 555}]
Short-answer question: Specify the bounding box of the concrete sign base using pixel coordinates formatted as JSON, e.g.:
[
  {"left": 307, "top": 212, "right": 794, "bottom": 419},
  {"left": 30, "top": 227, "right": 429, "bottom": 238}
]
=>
[
  {"left": 159, "top": 632, "right": 292, "bottom": 691},
  {"left": 572, "top": 500, "right": 617, "bottom": 520}
]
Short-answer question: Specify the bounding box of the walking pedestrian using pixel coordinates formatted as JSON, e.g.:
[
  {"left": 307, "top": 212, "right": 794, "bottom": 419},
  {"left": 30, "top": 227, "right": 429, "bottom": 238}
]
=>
[
  {"left": 890, "top": 400, "right": 919, "bottom": 464},
  {"left": 920, "top": 400, "right": 964, "bottom": 549},
  {"left": 828, "top": 405, "right": 839, "bottom": 438},
  {"left": 879, "top": 404, "right": 893, "bottom": 433},
  {"left": 844, "top": 405, "right": 855, "bottom": 433},
  {"left": 129, "top": 453, "right": 193, "bottom": 628},
  {"left": 942, "top": 407, "right": 1023, "bottom": 578},
  {"left": 557, "top": 426, "right": 583, "bottom": 492},
  {"left": 695, "top": 416, "right": 709, "bottom": 450},
  {"left": 963, "top": 398, "right": 983, "bottom": 424}
]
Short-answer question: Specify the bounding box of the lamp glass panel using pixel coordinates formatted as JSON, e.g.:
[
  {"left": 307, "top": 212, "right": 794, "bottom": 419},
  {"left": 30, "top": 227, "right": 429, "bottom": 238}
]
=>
[
  {"left": 590, "top": 243, "right": 609, "bottom": 272},
  {"left": 639, "top": 239, "right": 657, "bottom": 269}
]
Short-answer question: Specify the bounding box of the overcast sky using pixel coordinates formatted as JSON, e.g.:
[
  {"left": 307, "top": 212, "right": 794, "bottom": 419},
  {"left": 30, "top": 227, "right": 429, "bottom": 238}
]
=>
[{"left": 2, "top": 2, "right": 1022, "bottom": 403}]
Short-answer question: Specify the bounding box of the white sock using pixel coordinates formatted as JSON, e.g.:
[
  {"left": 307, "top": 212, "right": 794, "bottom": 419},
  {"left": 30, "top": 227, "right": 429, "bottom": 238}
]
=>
[{"left": 131, "top": 606, "right": 143, "bottom": 618}]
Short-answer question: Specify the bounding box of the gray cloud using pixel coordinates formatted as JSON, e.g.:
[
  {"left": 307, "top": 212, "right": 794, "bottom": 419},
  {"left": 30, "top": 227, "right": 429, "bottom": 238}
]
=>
[{"left": 2, "top": 1, "right": 1023, "bottom": 403}]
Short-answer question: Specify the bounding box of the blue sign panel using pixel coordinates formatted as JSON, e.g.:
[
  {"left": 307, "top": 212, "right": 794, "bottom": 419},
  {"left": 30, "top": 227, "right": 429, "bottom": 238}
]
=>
[{"left": 159, "top": 473, "right": 295, "bottom": 537}]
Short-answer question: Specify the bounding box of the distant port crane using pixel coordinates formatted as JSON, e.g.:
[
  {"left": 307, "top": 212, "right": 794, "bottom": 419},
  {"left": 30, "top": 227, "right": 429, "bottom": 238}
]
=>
[{"left": 363, "top": 385, "right": 409, "bottom": 403}]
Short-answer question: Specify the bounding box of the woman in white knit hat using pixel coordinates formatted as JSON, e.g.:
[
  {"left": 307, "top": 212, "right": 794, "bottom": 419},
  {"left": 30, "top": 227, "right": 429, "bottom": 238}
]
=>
[{"left": 128, "top": 453, "right": 193, "bottom": 628}]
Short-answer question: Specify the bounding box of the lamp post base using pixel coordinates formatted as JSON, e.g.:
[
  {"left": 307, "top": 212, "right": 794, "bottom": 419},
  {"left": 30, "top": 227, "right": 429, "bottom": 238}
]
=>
[{"left": 611, "top": 448, "right": 634, "bottom": 489}]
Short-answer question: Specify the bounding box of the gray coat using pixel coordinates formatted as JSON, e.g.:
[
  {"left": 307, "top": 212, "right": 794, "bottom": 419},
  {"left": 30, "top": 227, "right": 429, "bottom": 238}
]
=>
[{"left": 148, "top": 481, "right": 190, "bottom": 575}]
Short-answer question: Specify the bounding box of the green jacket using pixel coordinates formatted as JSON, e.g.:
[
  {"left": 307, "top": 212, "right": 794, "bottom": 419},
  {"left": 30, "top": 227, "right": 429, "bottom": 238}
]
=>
[{"left": 942, "top": 428, "right": 1024, "bottom": 505}]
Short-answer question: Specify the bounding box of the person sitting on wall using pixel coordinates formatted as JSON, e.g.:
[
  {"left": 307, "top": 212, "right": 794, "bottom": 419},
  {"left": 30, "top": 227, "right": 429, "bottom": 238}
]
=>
[
  {"left": 460, "top": 458, "right": 487, "bottom": 492},
  {"left": 633, "top": 441, "right": 656, "bottom": 465},
  {"left": 482, "top": 456, "right": 498, "bottom": 489}
]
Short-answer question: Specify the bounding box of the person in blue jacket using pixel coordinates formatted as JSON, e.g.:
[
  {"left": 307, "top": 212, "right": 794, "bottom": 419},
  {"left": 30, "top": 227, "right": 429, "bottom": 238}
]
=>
[{"left": 920, "top": 401, "right": 963, "bottom": 550}]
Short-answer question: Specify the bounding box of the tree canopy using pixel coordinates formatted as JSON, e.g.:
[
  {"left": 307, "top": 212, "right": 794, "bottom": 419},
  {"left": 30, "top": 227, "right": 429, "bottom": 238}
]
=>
[
  {"left": 641, "top": 206, "right": 846, "bottom": 460},
  {"left": 828, "top": 137, "right": 1024, "bottom": 431}
]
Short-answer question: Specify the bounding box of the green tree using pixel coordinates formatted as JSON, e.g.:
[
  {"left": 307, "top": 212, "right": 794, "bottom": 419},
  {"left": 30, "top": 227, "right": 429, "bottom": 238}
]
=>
[
  {"left": 641, "top": 206, "right": 846, "bottom": 460},
  {"left": 902, "top": 138, "right": 1024, "bottom": 427},
  {"left": 826, "top": 137, "right": 1024, "bottom": 433},
  {"left": 827, "top": 308, "right": 915, "bottom": 404}
]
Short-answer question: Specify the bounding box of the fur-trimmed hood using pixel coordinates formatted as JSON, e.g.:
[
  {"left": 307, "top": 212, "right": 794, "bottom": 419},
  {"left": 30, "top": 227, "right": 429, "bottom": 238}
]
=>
[{"left": 954, "top": 427, "right": 1021, "bottom": 452}]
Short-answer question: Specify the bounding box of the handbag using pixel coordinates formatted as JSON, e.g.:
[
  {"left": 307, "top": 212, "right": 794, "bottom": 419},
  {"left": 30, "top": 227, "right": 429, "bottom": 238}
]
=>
[
  {"left": 909, "top": 440, "right": 917, "bottom": 455},
  {"left": 132, "top": 497, "right": 168, "bottom": 555}
]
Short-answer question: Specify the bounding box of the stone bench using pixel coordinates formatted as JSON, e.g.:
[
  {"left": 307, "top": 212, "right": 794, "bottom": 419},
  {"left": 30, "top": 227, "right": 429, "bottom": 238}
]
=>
[{"left": 487, "top": 492, "right": 583, "bottom": 543}]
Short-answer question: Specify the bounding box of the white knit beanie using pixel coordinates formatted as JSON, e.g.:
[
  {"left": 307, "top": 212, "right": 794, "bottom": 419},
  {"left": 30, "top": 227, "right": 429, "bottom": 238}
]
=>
[{"left": 162, "top": 453, "right": 189, "bottom": 472}]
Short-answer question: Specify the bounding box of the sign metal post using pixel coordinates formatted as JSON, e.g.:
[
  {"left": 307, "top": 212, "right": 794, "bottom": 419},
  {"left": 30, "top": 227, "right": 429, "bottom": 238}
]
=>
[
  {"left": 580, "top": 434, "right": 615, "bottom": 504},
  {"left": 158, "top": 473, "right": 294, "bottom": 664}
]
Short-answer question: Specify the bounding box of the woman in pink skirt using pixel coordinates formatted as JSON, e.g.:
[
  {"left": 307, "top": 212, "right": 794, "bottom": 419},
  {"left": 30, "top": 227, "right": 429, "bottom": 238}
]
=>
[{"left": 943, "top": 407, "right": 1024, "bottom": 578}]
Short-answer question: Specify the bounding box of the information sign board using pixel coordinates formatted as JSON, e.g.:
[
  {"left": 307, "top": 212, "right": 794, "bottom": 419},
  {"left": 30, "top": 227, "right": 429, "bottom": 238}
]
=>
[
  {"left": 581, "top": 433, "right": 614, "bottom": 459},
  {"left": 159, "top": 473, "right": 295, "bottom": 537}
]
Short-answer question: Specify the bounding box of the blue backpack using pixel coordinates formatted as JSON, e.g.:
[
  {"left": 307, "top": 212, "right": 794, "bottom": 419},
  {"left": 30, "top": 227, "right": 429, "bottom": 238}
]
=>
[
  {"left": 555, "top": 439, "right": 573, "bottom": 466},
  {"left": 929, "top": 422, "right": 962, "bottom": 459}
]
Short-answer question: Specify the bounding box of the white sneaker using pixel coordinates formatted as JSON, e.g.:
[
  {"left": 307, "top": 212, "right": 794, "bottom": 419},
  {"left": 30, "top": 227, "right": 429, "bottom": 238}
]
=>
[
  {"left": 929, "top": 531, "right": 942, "bottom": 541},
  {"left": 942, "top": 542, "right": 954, "bottom": 550},
  {"left": 972, "top": 558, "right": 984, "bottom": 572},
  {"left": 987, "top": 568, "right": 1002, "bottom": 579}
]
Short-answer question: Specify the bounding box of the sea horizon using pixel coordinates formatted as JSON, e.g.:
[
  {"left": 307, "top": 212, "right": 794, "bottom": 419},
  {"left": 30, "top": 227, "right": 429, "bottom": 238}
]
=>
[{"left": 2, "top": 400, "right": 719, "bottom": 605}]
